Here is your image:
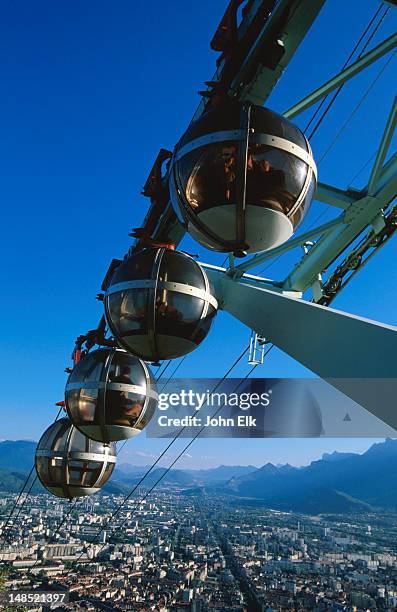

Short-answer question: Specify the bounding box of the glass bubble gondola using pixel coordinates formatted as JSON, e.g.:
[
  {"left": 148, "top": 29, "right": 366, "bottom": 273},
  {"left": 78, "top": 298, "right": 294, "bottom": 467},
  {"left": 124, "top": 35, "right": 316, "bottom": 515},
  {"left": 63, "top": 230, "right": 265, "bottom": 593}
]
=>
[
  {"left": 65, "top": 348, "right": 158, "bottom": 442},
  {"left": 169, "top": 100, "right": 317, "bottom": 255},
  {"left": 104, "top": 247, "right": 218, "bottom": 362},
  {"left": 35, "top": 417, "right": 116, "bottom": 499}
]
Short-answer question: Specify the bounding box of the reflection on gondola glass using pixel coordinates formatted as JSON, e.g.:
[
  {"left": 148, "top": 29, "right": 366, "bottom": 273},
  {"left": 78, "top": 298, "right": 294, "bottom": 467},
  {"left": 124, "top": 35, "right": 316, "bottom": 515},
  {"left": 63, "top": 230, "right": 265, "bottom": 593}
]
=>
[
  {"left": 170, "top": 101, "right": 316, "bottom": 254},
  {"left": 35, "top": 418, "right": 116, "bottom": 499},
  {"left": 105, "top": 247, "right": 218, "bottom": 362},
  {"left": 65, "top": 348, "right": 158, "bottom": 442}
]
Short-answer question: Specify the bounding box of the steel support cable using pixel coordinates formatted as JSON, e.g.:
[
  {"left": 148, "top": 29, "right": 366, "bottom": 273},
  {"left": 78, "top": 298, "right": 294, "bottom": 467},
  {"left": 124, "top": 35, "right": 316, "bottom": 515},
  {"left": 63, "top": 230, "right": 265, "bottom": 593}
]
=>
[
  {"left": 307, "top": 6, "right": 390, "bottom": 140},
  {"left": 117, "top": 439, "right": 128, "bottom": 453},
  {"left": 72, "top": 354, "right": 268, "bottom": 563},
  {"left": 155, "top": 359, "right": 172, "bottom": 381},
  {"left": 304, "top": 4, "right": 386, "bottom": 136},
  {"left": 0, "top": 465, "right": 35, "bottom": 541},
  {"left": 0, "top": 407, "right": 64, "bottom": 543},
  {"left": 159, "top": 355, "right": 188, "bottom": 393},
  {"left": 347, "top": 152, "right": 377, "bottom": 189},
  {"left": 356, "top": 8, "right": 390, "bottom": 58},
  {"left": 47, "top": 500, "right": 78, "bottom": 543},
  {"left": 299, "top": 8, "right": 392, "bottom": 226},
  {"left": 3, "top": 475, "right": 39, "bottom": 545},
  {"left": 317, "top": 49, "right": 396, "bottom": 165},
  {"left": 67, "top": 345, "right": 250, "bottom": 568},
  {"left": 300, "top": 9, "right": 392, "bottom": 216},
  {"left": 311, "top": 5, "right": 392, "bottom": 153},
  {"left": 77, "top": 350, "right": 271, "bottom": 566}
]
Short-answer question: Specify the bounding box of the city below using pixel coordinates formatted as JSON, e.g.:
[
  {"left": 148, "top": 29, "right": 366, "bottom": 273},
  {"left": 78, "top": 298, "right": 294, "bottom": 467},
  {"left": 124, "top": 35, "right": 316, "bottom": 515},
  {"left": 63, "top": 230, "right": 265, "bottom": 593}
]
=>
[
  {"left": 1, "top": 492, "right": 397, "bottom": 612},
  {"left": 1, "top": 446, "right": 397, "bottom": 611}
]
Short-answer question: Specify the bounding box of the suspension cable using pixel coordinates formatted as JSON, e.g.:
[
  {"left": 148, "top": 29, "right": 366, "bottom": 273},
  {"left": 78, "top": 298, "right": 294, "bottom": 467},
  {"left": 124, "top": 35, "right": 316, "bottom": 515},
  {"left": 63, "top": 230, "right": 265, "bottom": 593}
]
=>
[
  {"left": 317, "top": 48, "right": 396, "bottom": 165},
  {"left": 64, "top": 345, "right": 250, "bottom": 569},
  {"left": 81, "top": 349, "right": 274, "bottom": 567},
  {"left": 306, "top": 5, "right": 390, "bottom": 140},
  {"left": 154, "top": 359, "right": 172, "bottom": 380},
  {"left": 3, "top": 475, "right": 39, "bottom": 545},
  {"left": 304, "top": 5, "right": 387, "bottom": 137},
  {"left": 159, "top": 355, "right": 188, "bottom": 392},
  {"left": 0, "top": 466, "right": 35, "bottom": 541},
  {"left": 0, "top": 407, "right": 64, "bottom": 543}
]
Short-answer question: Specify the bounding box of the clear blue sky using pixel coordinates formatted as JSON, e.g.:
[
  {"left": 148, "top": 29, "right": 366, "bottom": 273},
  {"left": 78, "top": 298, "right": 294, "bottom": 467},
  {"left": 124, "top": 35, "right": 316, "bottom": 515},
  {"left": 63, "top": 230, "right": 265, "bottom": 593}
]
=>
[{"left": 1, "top": 0, "right": 396, "bottom": 468}]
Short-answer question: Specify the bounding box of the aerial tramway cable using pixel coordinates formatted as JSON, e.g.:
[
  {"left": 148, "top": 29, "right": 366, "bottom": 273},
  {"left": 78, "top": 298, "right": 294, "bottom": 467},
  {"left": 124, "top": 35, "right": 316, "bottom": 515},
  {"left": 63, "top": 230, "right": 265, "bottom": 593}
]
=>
[
  {"left": 71, "top": 350, "right": 274, "bottom": 569},
  {"left": 0, "top": 407, "right": 64, "bottom": 543},
  {"left": 317, "top": 48, "right": 396, "bottom": 165},
  {"left": 61, "top": 344, "right": 252, "bottom": 570},
  {"left": 305, "top": 4, "right": 388, "bottom": 138},
  {"left": 0, "top": 465, "right": 35, "bottom": 542},
  {"left": 155, "top": 359, "right": 172, "bottom": 381},
  {"left": 159, "top": 355, "right": 188, "bottom": 393},
  {"left": 22, "top": 346, "right": 249, "bottom": 574}
]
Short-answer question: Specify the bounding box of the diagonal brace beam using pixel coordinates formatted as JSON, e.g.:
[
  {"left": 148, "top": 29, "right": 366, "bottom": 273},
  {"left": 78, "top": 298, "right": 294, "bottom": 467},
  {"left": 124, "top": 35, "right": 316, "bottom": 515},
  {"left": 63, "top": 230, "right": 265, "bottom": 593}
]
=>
[
  {"left": 284, "top": 32, "right": 397, "bottom": 119},
  {"left": 315, "top": 182, "right": 361, "bottom": 209},
  {"left": 234, "top": 217, "right": 344, "bottom": 273},
  {"left": 367, "top": 95, "right": 397, "bottom": 195}
]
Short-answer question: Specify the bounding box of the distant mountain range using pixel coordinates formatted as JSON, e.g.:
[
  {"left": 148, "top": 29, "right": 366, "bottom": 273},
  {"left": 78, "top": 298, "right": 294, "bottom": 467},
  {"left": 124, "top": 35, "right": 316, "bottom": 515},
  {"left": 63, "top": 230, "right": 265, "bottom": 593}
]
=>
[
  {"left": 217, "top": 439, "right": 397, "bottom": 513},
  {"left": 114, "top": 463, "right": 256, "bottom": 486},
  {"left": 0, "top": 440, "right": 37, "bottom": 473},
  {"left": 0, "top": 439, "right": 396, "bottom": 514}
]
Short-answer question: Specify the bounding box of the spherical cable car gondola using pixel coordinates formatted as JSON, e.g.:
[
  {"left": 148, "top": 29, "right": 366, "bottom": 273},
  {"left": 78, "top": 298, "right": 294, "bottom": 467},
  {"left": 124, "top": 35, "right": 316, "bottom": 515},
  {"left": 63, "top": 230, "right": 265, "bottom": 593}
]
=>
[
  {"left": 169, "top": 100, "right": 317, "bottom": 255},
  {"left": 65, "top": 347, "right": 158, "bottom": 442},
  {"left": 35, "top": 417, "right": 117, "bottom": 499},
  {"left": 104, "top": 247, "right": 218, "bottom": 362}
]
